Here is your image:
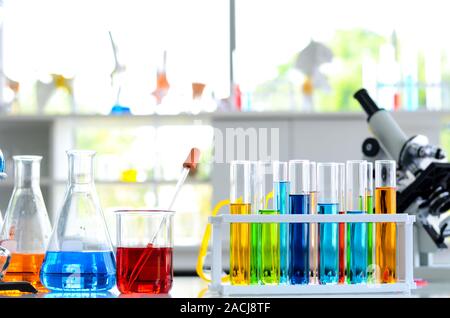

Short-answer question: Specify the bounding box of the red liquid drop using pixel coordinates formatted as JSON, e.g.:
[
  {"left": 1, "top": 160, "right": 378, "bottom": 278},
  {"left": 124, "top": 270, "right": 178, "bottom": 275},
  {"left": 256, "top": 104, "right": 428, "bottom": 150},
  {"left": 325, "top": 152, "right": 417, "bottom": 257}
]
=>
[{"left": 117, "top": 247, "right": 173, "bottom": 294}]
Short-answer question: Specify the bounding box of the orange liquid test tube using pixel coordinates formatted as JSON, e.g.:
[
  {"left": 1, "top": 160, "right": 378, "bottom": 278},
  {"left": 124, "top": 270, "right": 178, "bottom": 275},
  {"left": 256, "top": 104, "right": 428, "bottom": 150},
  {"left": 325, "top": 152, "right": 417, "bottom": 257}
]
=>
[{"left": 375, "top": 160, "right": 397, "bottom": 283}]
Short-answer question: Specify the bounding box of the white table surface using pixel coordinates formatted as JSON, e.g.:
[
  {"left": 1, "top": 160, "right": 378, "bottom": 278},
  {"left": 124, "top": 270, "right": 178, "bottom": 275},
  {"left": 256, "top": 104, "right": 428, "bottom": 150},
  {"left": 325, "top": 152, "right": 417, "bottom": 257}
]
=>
[{"left": 0, "top": 276, "right": 448, "bottom": 298}]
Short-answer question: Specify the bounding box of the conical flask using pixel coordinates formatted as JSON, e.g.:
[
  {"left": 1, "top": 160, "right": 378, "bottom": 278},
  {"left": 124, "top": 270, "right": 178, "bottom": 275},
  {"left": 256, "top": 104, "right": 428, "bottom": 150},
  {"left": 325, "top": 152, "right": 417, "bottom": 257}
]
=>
[
  {"left": 40, "top": 150, "right": 116, "bottom": 292},
  {"left": 0, "top": 156, "right": 52, "bottom": 289}
]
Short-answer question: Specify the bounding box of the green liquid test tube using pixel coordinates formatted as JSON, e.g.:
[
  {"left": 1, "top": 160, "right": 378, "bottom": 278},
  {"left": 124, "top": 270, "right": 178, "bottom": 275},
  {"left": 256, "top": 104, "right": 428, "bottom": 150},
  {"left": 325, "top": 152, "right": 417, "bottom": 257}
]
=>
[
  {"left": 256, "top": 161, "right": 280, "bottom": 285},
  {"left": 249, "top": 161, "right": 260, "bottom": 285}
]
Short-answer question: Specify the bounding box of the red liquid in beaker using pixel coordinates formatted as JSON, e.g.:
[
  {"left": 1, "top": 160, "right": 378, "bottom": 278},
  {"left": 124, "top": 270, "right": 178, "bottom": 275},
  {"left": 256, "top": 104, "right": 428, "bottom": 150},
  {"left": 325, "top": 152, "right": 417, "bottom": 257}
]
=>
[{"left": 116, "top": 247, "right": 173, "bottom": 294}]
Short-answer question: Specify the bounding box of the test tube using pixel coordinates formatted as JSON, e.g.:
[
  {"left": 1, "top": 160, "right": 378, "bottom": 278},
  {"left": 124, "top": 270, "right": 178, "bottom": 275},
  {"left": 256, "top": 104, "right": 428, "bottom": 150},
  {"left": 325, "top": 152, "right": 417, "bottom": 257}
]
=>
[
  {"left": 230, "top": 161, "right": 251, "bottom": 285},
  {"left": 256, "top": 161, "right": 279, "bottom": 285},
  {"left": 309, "top": 162, "right": 318, "bottom": 284},
  {"left": 273, "top": 161, "right": 289, "bottom": 284},
  {"left": 346, "top": 160, "right": 368, "bottom": 284},
  {"left": 249, "top": 161, "right": 260, "bottom": 285},
  {"left": 317, "top": 163, "right": 339, "bottom": 284},
  {"left": 288, "top": 160, "right": 310, "bottom": 285},
  {"left": 337, "top": 163, "right": 346, "bottom": 284},
  {"left": 375, "top": 160, "right": 397, "bottom": 283},
  {"left": 366, "top": 162, "right": 375, "bottom": 282}
]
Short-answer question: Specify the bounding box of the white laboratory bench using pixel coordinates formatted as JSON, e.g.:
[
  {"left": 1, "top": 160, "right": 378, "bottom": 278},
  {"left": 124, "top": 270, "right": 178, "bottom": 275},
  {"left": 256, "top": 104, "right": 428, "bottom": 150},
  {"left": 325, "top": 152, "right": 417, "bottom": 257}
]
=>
[{"left": 1, "top": 275, "right": 449, "bottom": 298}]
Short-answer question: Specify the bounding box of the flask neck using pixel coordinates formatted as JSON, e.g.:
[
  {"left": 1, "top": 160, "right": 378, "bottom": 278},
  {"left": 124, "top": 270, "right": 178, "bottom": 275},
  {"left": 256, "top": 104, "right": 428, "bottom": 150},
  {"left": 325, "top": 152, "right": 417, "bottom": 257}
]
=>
[
  {"left": 68, "top": 150, "right": 95, "bottom": 185},
  {"left": 14, "top": 156, "right": 42, "bottom": 188}
]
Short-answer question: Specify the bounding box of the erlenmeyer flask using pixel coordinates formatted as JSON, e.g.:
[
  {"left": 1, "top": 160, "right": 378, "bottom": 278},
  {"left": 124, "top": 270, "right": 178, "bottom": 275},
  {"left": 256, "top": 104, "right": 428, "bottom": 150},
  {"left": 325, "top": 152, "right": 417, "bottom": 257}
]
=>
[
  {"left": 0, "top": 156, "right": 52, "bottom": 289},
  {"left": 40, "top": 150, "right": 116, "bottom": 292}
]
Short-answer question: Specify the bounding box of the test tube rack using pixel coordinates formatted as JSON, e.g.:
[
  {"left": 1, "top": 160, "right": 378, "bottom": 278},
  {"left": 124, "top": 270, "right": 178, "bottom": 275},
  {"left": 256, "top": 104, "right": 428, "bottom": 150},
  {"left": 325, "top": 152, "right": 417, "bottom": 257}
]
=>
[{"left": 208, "top": 213, "right": 416, "bottom": 296}]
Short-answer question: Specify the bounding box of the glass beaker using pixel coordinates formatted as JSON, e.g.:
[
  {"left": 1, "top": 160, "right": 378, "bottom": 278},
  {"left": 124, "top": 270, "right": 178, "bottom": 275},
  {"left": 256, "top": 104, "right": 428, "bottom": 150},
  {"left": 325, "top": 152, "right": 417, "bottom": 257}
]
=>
[
  {"left": 0, "top": 156, "right": 51, "bottom": 290},
  {"left": 40, "top": 150, "right": 116, "bottom": 292},
  {"left": 115, "top": 210, "right": 174, "bottom": 294}
]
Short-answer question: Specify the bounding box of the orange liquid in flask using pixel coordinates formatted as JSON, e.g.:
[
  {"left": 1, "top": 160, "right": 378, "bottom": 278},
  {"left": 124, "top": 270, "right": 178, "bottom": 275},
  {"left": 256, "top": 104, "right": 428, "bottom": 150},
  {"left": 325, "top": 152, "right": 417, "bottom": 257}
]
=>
[{"left": 4, "top": 253, "right": 47, "bottom": 291}]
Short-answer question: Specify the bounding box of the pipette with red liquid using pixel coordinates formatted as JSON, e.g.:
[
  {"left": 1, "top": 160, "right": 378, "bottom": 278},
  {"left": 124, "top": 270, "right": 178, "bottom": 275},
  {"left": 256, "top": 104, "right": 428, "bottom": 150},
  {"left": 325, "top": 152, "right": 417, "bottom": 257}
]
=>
[{"left": 122, "top": 148, "right": 200, "bottom": 292}]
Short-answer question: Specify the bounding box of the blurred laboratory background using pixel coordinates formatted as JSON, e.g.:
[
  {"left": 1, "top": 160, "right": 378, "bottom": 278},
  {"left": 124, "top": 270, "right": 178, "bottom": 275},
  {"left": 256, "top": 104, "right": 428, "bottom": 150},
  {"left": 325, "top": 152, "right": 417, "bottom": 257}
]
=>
[{"left": 0, "top": 0, "right": 449, "bottom": 273}]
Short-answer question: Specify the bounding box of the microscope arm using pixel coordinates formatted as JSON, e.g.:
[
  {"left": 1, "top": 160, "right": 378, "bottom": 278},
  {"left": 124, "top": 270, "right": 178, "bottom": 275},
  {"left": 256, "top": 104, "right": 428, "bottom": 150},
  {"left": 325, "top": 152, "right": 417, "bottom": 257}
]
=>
[{"left": 354, "top": 89, "right": 408, "bottom": 162}]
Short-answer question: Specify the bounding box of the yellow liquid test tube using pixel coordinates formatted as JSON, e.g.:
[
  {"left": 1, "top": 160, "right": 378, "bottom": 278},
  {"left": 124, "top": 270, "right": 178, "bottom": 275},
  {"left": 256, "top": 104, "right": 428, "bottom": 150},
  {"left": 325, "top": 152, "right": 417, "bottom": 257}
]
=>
[
  {"left": 229, "top": 161, "right": 252, "bottom": 285},
  {"left": 309, "top": 162, "right": 318, "bottom": 283},
  {"left": 230, "top": 203, "right": 251, "bottom": 285},
  {"left": 310, "top": 191, "right": 318, "bottom": 283},
  {"left": 375, "top": 160, "right": 397, "bottom": 283}
]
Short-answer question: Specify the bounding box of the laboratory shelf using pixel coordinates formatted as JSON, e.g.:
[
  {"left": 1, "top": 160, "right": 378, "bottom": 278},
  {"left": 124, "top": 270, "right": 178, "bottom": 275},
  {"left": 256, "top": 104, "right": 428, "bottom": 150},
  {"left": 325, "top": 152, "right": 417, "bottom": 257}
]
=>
[
  {"left": 0, "top": 110, "right": 448, "bottom": 123},
  {"left": 0, "top": 178, "right": 210, "bottom": 187}
]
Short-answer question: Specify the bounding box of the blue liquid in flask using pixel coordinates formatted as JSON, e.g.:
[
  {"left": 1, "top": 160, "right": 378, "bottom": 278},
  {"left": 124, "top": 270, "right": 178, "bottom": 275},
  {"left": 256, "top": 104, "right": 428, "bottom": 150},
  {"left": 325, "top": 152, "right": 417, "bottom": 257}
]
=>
[
  {"left": 289, "top": 194, "right": 309, "bottom": 285},
  {"left": 318, "top": 203, "right": 339, "bottom": 284},
  {"left": 274, "top": 181, "right": 289, "bottom": 284},
  {"left": 347, "top": 211, "right": 367, "bottom": 284},
  {"left": 40, "top": 251, "right": 116, "bottom": 292}
]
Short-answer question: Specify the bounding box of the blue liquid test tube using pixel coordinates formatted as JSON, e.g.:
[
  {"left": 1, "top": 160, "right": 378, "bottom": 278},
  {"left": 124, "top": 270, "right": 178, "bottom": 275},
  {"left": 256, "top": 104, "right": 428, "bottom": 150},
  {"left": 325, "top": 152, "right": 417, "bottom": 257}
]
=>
[
  {"left": 288, "top": 160, "right": 310, "bottom": 285},
  {"left": 346, "top": 160, "right": 368, "bottom": 284},
  {"left": 317, "top": 163, "right": 339, "bottom": 284},
  {"left": 273, "top": 161, "right": 289, "bottom": 284}
]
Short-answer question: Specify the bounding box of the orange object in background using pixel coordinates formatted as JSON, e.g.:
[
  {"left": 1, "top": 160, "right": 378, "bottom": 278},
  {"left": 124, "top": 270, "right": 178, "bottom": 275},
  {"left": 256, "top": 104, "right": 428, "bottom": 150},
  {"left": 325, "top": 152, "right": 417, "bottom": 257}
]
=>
[
  {"left": 152, "top": 71, "right": 170, "bottom": 104},
  {"left": 192, "top": 83, "right": 206, "bottom": 99},
  {"left": 393, "top": 93, "right": 401, "bottom": 111},
  {"left": 302, "top": 77, "right": 314, "bottom": 95},
  {"left": 4, "top": 253, "right": 47, "bottom": 291},
  {"left": 152, "top": 50, "right": 170, "bottom": 104}
]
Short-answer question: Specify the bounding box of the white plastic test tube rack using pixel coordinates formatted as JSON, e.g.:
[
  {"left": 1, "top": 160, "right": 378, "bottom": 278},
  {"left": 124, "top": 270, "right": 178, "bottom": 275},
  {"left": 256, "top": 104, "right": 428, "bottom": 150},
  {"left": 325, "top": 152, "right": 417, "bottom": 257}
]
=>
[{"left": 208, "top": 213, "right": 416, "bottom": 296}]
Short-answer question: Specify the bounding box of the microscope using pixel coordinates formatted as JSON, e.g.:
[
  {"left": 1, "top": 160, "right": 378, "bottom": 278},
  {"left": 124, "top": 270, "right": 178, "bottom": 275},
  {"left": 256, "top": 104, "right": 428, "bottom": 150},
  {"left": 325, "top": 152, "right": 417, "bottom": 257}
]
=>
[{"left": 354, "top": 89, "right": 450, "bottom": 266}]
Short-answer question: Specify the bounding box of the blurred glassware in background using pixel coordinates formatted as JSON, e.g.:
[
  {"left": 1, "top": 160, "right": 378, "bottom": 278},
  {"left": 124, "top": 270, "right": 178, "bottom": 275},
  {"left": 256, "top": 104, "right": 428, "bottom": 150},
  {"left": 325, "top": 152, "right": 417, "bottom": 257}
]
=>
[
  {"left": 0, "top": 149, "right": 5, "bottom": 180},
  {"left": 294, "top": 40, "right": 333, "bottom": 112},
  {"left": 1, "top": 0, "right": 228, "bottom": 115},
  {"left": 108, "top": 31, "right": 130, "bottom": 114},
  {"left": 152, "top": 51, "right": 170, "bottom": 105},
  {"left": 0, "top": 156, "right": 51, "bottom": 290},
  {"left": 36, "top": 74, "right": 75, "bottom": 114}
]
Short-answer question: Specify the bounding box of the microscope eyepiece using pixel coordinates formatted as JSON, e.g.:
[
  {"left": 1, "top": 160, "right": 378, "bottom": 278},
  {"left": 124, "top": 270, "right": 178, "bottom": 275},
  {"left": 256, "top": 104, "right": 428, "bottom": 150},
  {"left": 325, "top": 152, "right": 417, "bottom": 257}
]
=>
[{"left": 354, "top": 88, "right": 381, "bottom": 119}]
